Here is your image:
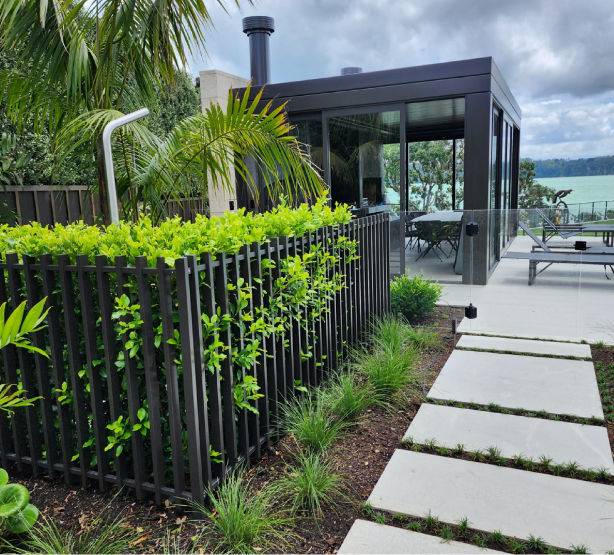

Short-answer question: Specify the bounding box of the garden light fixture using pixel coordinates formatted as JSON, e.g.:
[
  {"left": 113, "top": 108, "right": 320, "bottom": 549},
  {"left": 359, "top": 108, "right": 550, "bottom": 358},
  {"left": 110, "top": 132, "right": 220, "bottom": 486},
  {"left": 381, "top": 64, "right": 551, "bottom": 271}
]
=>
[{"left": 102, "top": 108, "right": 150, "bottom": 225}]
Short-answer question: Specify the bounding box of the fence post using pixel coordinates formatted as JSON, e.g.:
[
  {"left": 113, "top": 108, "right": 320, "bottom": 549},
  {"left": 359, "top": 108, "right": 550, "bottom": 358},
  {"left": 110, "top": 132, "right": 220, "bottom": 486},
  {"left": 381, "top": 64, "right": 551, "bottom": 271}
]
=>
[
  {"left": 214, "top": 253, "right": 239, "bottom": 470},
  {"left": 77, "top": 255, "right": 109, "bottom": 492},
  {"left": 250, "top": 241, "right": 269, "bottom": 450},
  {"left": 95, "top": 255, "right": 128, "bottom": 492},
  {"left": 115, "top": 255, "right": 146, "bottom": 499},
  {"left": 157, "top": 257, "right": 187, "bottom": 497},
  {"left": 185, "top": 255, "right": 213, "bottom": 489},
  {"left": 22, "top": 255, "right": 58, "bottom": 479},
  {"left": 135, "top": 256, "right": 169, "bottom": 503},
  {"left": 175, "top": 257, "right": 206, "bottom": 507},
  {"left": 57, "top": 254, "right": 90, "bottom": 486},
  {"left": 200, "top": 252, "right": 226, "bottom": 482}
]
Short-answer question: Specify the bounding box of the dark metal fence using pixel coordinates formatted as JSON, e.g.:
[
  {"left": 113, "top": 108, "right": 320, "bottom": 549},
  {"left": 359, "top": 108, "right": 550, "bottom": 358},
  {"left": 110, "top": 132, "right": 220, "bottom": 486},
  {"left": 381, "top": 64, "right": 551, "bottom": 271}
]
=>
[
  {"left": 0, "top": 185, "right": 208, "bottom": 226},
  {"left": 0, "top": 214, "right": 389, "bottom": 505}
]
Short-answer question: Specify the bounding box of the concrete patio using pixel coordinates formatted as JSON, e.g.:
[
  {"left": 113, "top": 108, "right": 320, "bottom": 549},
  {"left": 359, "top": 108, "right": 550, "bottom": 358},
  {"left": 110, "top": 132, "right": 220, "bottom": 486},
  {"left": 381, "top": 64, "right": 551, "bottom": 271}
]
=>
[{"left": 434, "top": 235, "right": 614, "bottom": 344}]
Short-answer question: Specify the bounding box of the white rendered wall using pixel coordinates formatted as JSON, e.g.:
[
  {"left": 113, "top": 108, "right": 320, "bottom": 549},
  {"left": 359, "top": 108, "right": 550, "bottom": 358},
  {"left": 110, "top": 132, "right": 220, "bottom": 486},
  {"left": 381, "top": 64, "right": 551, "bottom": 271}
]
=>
[{"left": 199, "top": 69, "right": 250, "bottom": 217}]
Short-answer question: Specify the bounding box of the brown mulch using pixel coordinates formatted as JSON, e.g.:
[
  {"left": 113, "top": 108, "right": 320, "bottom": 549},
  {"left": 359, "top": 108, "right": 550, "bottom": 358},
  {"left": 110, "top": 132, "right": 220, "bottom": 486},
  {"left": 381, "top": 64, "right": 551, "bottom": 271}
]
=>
[{"left": 8, "top": 307, "right": 459, "bottom": 554}]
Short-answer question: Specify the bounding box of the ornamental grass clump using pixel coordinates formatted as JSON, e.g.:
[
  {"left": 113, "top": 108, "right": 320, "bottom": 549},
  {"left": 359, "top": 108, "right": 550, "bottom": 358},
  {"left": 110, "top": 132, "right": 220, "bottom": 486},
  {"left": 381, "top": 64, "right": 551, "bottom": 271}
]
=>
[
  {"left": 320, "top": 371, "right": 380, "bottom": 423},
  {"left": 272, "top": 452, "right": 347, "bottom": 517},
  {"left": 198, "top": 473, "right": 292, "bottom": 554},
  {"left": 0, "top": 197, "right": 351, "bottom": 265},
  {"left": 277, "top": 392, "right": 347, "bottom": 453},
  {"left": 353, "top": 345, "right": 420, "bottom": 397}
]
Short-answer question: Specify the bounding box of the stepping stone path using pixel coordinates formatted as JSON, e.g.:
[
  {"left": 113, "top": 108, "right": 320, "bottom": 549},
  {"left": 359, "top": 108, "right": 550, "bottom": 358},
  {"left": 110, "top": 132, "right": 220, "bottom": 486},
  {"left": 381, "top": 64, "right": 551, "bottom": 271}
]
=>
[
  {"left": 338, "top": 520, "right": 503, "bottom": 554},
  {"left": 428, "top": 349, "right": 604, "bottom": 419},
  {"left": 456, "top": 334, "right": 592, "bottom": 358},
  {"left": 340, "top": 336, "right": 614, "bottom": 553},
  {"left": 405, "top": 404, "right": 614, "bottom": 472}
]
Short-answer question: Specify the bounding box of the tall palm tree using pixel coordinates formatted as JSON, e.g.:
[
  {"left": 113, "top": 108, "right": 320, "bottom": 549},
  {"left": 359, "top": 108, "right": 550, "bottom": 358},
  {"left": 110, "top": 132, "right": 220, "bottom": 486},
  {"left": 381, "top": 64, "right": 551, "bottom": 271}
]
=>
[{"left": 0, "top": 0, "right": 324, "bottom": 223}]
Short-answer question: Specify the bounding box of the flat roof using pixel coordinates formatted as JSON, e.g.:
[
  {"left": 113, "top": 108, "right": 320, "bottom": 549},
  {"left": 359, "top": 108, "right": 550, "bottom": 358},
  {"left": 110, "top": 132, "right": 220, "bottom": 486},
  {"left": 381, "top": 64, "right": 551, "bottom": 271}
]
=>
[{"left": 240, "top": 56, "right": 521, "bottom": 126}]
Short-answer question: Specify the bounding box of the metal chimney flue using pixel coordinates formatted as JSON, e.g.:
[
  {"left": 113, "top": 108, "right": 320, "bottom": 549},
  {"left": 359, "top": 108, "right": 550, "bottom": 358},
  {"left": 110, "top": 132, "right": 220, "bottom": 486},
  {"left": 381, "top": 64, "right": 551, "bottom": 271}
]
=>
[
  {"left": 341, "top": 67, "right": 362, "bottom": 75},
  {"left": 242, "top": 16, "right": 275, "bottom": 86}
]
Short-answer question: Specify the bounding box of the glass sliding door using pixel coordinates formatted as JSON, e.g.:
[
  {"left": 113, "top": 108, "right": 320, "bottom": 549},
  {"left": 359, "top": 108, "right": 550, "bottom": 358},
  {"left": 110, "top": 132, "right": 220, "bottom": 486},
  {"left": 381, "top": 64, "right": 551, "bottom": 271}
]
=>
[
  {"left": 327, "top": 110, "right": 401, "bottom": 210},
  {"left": 326, "top": 107, "right": 403, "bottom": 272},
  {"left": 489, "top": 107, "right": 500, "bottom": 270}
]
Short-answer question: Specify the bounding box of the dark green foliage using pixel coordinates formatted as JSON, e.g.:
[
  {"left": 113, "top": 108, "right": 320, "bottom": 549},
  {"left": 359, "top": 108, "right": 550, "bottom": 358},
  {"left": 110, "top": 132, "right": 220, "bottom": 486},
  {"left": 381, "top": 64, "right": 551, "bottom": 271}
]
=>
[
  {"left": 405, "top": 521, "right": 421, "bottom": 532},
  {"left": 570, "top": 544, "right": 589, "bottom": 554},
  {"left": 490, "top": 530, "right": 506, "bottom": 545},
  {"left": 531, "top": 155, "right": 614, "bottom": 178},
  {"left": 509, "top": 538, "right": 526, "bottom": 553},
  {"left": 519, "top": 160, "right": 557, "bottom": 208},
  {"left": 474, "top": 534, "right": 489, "bottom": 548},
  {"left": 439, "top": 525, "right": 454, "bottom": 541},
  {"left": 374, "top": 512, "right": 387, "bottom": 525},
  {"left": 390, "top": 272, "right": 442, "bottom": 323}
]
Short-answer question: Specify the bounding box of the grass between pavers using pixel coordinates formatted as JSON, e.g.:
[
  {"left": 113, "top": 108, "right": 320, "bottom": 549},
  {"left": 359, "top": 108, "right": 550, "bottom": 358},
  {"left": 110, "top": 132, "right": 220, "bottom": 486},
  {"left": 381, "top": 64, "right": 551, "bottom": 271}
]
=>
[
  {"left": 400, "top": 436, "right": 613, "bottom": 485},
  {"left": 595, "top": 360, "right": 614, "bottom": 422},
  {"left": 360, "top": 503, "right": 595, "bottom": 554},
  {"left": 461, "top": 332, "right": 588, "bottom": 345},
  {"left": 455, "top": 346, "right": 592, "bottom": 361},
  {"left": 425, "top": 398, "right": 605, "bottom": 427}
]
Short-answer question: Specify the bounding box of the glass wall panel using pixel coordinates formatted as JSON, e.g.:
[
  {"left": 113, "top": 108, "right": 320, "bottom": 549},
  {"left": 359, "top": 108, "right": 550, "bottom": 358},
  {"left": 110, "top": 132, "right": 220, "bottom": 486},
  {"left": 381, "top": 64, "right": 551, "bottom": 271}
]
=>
[
  {"left": 293, "top": 119, "right": 324, "bottom": 178},
  {"left": 489, "top": 108, "right": 500, "bottom": 269},
  {"left": 328, "top": 111, "right": 401, "bottom": 210},
  {"left": 328, "top": 109, "right": 401, "bottom": 272}
]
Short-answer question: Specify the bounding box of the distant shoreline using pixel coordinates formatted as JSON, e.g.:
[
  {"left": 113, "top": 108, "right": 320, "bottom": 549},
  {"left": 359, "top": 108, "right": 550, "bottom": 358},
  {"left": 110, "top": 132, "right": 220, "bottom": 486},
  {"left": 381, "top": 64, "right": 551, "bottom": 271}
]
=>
[{"left": 525, "top": 155, "right": 614, "bottom": 179}]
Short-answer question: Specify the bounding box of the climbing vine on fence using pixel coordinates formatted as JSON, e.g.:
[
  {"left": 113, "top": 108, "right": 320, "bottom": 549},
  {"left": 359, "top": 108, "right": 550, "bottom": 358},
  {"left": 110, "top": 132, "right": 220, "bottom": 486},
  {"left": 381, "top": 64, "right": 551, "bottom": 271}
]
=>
[{"left": 0, "top": 198, "right": 360, "bottom": 480}]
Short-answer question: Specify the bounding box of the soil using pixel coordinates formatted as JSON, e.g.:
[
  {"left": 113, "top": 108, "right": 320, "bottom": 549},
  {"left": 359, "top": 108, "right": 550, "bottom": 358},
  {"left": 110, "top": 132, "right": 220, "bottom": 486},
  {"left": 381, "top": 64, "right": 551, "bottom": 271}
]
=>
[{"left": 4, "top": 306, "right": 460, "bottom": 554}]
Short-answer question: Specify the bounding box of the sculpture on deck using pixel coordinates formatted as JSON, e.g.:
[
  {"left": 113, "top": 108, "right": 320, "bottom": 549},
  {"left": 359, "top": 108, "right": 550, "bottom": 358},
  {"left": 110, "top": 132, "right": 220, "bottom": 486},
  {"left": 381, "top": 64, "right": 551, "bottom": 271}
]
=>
[{"left": 552, "top": 189, "right": 573, "bottom": 208}]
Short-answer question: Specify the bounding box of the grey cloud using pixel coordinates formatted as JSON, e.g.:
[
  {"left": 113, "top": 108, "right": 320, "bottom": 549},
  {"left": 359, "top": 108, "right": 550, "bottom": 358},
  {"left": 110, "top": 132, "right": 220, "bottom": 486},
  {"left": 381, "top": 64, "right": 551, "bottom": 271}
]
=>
[{"left": 193, "top": 0, "right": 614, "bottom": 159}]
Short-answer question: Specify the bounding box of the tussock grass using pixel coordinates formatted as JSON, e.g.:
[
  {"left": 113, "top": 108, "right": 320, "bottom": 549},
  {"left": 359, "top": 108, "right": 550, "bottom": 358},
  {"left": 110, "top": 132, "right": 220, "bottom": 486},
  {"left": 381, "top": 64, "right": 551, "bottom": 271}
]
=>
[
  {"left": 277, "top": 392, "right": 347, "bottom": 453},
  {"left": 198, "top": 473, "right": 293, "bottom": 554},
  {"left": 352, "top": 345, "right": 420, "bottom": 397},
  {"left": 272, "top": 452, "right": 347, "bottom": 517},
  {"left": 19, "top": 511, "right": 136, "bottom": 554},
  {"left": 319, "top": 371, "right": 382, "bottom": 422}
]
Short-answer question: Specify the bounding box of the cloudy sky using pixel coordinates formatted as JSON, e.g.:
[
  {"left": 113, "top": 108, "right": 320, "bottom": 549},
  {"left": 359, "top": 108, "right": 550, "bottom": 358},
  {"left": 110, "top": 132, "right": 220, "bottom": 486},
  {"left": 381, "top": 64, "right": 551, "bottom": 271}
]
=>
[{"left": 191, "top": 0, "right": 614, "bottom": 161}]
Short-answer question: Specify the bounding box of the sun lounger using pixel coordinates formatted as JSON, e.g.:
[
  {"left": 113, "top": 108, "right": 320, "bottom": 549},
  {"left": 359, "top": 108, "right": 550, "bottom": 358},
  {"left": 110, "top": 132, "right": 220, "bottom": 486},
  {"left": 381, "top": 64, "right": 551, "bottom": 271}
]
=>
[
  {"left": 536, "top": 208, "right": 614, "bottom": 246},
  {"left": 518, "top": 222, "right": 614, "bottom": 255},
  {"left": 505, "top": 222, "right": 614, "bottom": 284}
]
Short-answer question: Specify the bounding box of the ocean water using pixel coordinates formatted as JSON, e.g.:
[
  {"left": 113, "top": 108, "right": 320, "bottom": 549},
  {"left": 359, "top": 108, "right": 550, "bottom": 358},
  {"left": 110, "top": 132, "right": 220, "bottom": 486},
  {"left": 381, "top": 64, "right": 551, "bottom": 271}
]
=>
[{"left": 538, "top": 175, "right": 614, "bottom": 206}]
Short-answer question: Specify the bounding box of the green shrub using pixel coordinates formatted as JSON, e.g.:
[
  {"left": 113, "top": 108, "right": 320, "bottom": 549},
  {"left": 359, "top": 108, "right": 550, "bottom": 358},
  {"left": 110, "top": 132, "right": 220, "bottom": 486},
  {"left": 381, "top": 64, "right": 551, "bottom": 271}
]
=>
[
  {"left": 0, "top": 197, "right": 351, "bottom": 265},
  {"left": 390, "top": 272, "right": 442, "bottom": 322},
  {"left": 273, "top": 452, "right": 347, "bottom": 516}
]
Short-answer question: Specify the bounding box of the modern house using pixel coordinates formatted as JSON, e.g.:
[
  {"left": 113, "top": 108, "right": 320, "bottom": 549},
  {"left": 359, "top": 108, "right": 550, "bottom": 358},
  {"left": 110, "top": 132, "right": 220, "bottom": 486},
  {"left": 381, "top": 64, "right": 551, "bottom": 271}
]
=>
[{"left": 200, "top": 16, "right": 522, "bottom": 284}]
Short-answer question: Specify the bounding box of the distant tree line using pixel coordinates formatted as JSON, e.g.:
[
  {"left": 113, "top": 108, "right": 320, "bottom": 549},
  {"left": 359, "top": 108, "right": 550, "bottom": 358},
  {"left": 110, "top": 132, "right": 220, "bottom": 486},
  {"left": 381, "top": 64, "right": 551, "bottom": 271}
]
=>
[{"left": 526, "top": 155, "right": 614, "bottom": 178}]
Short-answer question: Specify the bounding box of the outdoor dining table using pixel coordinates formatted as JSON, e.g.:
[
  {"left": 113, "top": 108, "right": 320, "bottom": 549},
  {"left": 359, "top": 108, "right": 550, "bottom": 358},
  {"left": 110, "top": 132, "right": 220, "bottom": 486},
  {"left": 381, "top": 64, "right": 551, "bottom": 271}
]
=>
[
  {"left": 411, "top": 210, "right": 463, "bottom": 223},
  {"left": 411, "top": 211, "right": 464, "bottom": 273}
]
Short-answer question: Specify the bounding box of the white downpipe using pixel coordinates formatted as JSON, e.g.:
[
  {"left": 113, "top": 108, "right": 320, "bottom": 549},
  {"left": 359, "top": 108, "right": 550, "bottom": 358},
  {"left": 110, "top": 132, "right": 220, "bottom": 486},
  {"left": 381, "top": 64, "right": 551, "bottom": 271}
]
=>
[{"left": 102, "top": 108, "right": 150, "bottom": 225}]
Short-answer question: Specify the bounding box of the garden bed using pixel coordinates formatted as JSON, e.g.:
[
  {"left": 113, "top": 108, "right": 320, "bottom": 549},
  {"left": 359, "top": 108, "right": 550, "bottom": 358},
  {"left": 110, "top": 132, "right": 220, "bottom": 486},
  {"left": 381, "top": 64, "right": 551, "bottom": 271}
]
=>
[{"left": 6, "top": 306, "right": 461, "bottom": 554}]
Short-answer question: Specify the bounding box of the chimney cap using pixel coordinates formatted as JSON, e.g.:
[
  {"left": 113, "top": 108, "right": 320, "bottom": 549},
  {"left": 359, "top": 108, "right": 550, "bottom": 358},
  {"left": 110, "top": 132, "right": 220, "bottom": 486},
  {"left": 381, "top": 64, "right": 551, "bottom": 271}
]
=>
[
  {"left": 242, "top": 16, "right": 275, "bottom": 35},
  {"left": 341, "top": 67, "right": 363, "bottom": 75}
]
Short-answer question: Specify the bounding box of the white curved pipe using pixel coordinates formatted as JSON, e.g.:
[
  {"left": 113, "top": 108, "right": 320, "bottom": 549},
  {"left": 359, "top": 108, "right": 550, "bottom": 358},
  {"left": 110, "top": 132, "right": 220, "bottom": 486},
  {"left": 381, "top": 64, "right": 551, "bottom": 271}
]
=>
[{"left": 102, "top": 108, "right": 150, "bottom": 225}]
